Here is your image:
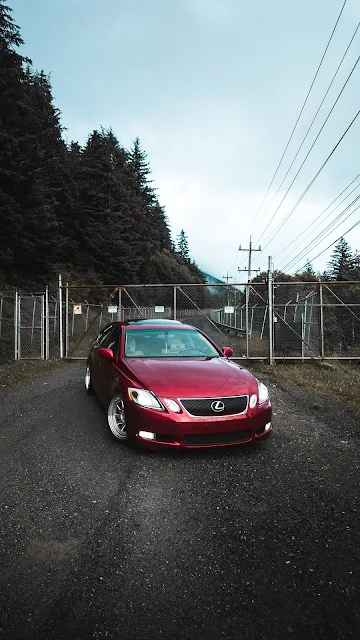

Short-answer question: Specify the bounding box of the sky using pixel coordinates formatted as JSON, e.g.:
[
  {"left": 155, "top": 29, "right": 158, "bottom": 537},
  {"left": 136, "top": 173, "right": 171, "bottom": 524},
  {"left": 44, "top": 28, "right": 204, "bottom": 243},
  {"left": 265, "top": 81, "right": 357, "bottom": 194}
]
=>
[{"left": 11, "top": 0, "right": 360, "bottom": 281}]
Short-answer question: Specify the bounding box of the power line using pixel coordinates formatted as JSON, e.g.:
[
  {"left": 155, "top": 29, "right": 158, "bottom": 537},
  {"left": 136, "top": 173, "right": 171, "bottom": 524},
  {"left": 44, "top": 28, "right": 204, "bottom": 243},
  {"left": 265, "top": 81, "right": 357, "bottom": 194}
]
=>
[
  {"left": 294, "top": 208, "right": 360, "bottom": 273},
  {"left": 251, "top": 109, "right": 360, "bottom": 262},
  {"left": 254, "top": 55, "right": 360, "bottom": 249},
  {"left": 279, "top": 192, "right": 360, "bottom": 271},
  {"left": 248, "top": 0, "right": 348, "bottom": 234},
  {"left": 256, "top": 20, "right": 360, "bottom": 232},
  {"left": 281, "top": 193, "right": 360, "bottom": 272},
  {"left": 275, "top": 175, "right": 360, "bottom": 264}
]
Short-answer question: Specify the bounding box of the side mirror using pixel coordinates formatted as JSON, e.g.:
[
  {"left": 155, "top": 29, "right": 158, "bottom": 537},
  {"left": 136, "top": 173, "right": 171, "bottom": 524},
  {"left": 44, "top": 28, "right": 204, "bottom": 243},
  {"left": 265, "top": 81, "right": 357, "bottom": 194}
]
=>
[
  {"left": 98, "top": 347, "right": 115, "bottom": 361},
  {"left": 222, "top": 347, "right": 233, "bottom": 358}
]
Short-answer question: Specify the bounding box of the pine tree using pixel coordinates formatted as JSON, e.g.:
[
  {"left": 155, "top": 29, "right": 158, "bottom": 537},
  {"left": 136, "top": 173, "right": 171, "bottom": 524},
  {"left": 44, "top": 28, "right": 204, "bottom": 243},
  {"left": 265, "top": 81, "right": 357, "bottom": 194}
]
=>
[
  {"left": 176, "top": 229, "right": 190, "bottom": 261},
  {"left": 296, "top": 261, "right": 318, "bottom": 282},
  {"left": 0, "top": 1, "right": 30, "bottom": 282},
  {"left": 0, "top": 2, "right": 206, "bottom": 287},
  {"left": 327, "top": 238, "right": 354, "bottom": 281},
  {"left": 74, "top": 128, "right": 148, "bottom": 283}
]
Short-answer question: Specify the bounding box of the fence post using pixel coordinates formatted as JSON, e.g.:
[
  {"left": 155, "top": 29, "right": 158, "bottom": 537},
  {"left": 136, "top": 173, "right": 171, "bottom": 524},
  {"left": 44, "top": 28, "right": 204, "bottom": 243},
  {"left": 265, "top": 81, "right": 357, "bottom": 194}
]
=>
[
  {"left": 30, "top": 298, "right": 36, "bottom": 345},
  {"left": 268, "top": 257, "right": 274, "bottom": 365},
  {"left": 14, "top": 290, "right": 19, "bottom": 360},
  {"left": 319, "top": 281, "right": 324, "bottom": 360},
  {"left": 0, "top": 294, "right": 3, "bottom": 340},
  {"left": 85, "top": 300, "right": 90, "bottom": 331},
  {"left": 118, "top": 288, "right": 122, "bottom": 322},
  {"left": 260, "top": 305, "right": 267, "bottom": 340},
  {"left": 65, "top": 283, "right": 69, "bottom": 358},
  {"left": 45, "top": 286, "right": 49, "bottom": 360},
  {"left": 58, "top": 274, "right": 63, "bottom": 359},
  {"left": 245, "top": 284, "right": 249, "bottom": 358},
  {"left": 173, "top": 286, "right": 177, "bottom": 320},
  {"left": 301, "top": 313, "right": 305, "bottom": 362}
]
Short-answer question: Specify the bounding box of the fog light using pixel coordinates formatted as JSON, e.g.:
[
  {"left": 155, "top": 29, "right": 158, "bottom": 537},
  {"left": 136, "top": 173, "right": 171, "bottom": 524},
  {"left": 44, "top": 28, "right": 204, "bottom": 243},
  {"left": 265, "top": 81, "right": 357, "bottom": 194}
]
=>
[
  {"left": 163, "top": 398, "right": 181, "bottom": 412},
  {"left": 265, "top": 422, "right": 271, "bottom": 431},
  {"left": 249, "top": 394, "right": 257, "bottom": 408},
  {"left": 138, "top": 431, "right": 156, "bottom": 440}
]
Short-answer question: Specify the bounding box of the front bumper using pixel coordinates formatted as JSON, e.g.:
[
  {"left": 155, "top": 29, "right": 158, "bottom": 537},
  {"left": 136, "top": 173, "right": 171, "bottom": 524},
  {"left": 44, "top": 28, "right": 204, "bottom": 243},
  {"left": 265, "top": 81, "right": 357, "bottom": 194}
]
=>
[{"left": 126, "top": 399, "right": 272, "bottom": 449}]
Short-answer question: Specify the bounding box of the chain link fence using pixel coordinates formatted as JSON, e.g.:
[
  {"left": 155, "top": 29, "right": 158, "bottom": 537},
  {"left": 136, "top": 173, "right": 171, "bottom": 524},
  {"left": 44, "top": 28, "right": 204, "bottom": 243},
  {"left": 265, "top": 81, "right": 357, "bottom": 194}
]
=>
[
  {"left": 1, "top": 279, "right": 360, "bottom": 362},
  {"left": 63, "top": 282, "right": 268, "bottom": 360},
  {"left": 273, "top": 282, "right": 321, "bottom": 358},
  {"left": 62, "top": 280, "right": 360, "bottom": 361},
  {"left": 321, "top": 282, "right": 360, "bottom": 357},
  {"left": 0, "top": 288, "right": 60, "bottom": 363},
  {"left": 0, "top": 291, "right": 16, "bottom": 363}
]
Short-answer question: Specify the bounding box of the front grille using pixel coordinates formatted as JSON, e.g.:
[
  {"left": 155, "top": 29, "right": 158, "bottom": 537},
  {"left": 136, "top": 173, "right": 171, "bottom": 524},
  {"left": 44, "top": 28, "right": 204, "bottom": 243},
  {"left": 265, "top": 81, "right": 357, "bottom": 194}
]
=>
[
  {"left": 184, "top": 430, "right": 252, "bottom": 446},
  {"left": 180, "top": 395, "right": 248, "bottom": 417}
]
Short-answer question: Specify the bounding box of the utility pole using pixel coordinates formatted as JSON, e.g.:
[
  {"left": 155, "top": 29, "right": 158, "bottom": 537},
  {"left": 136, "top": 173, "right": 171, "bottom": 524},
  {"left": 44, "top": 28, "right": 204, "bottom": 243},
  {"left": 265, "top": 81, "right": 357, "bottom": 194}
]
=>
[
  {"left": 222, "top": 271, "right": 233, "bottom": 306},
  {"left": 238, "top": 236, "right": 261, "bottom": 282},
  {"left": 268, "top": 256, "right": 274, "bottom": 365},
  {"left": 238, "top": 237, "right": 261, "bottom": 358}
]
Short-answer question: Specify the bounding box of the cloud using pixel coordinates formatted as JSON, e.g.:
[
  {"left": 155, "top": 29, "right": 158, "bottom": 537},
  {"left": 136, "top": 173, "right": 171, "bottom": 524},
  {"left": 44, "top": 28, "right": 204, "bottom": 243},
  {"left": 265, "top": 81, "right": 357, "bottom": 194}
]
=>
[
  {"left": 124, "top": 96, "right": 360, "bottom": 278},
  {"left": 181, "top": 0, "right": 236, "bottom": 26}
]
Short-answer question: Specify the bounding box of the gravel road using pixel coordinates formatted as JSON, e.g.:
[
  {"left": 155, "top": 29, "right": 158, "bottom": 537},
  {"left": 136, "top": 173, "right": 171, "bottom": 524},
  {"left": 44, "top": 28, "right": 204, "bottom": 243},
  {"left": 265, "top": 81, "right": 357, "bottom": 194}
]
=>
[{"left": 0, "top": 361, "right": 359, "bottom": 640}]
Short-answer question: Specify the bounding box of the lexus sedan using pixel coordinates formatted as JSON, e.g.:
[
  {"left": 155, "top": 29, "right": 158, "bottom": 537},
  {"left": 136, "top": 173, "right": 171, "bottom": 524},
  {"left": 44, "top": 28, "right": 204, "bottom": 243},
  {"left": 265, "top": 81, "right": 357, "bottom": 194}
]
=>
[{"left": 85, "top": 320, "right": 272, "bottom": 449}]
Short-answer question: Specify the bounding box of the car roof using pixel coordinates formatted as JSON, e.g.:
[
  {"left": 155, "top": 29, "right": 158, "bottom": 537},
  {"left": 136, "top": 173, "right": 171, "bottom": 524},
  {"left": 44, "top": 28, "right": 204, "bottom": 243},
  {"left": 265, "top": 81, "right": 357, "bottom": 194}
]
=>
[
  {"left": 125, "top": 323, "right": 195, "bottom": 331},
  {"left": 127, "top": 319, "right": 183, "bottom": 325},
  {"left": 112, "top": 320, "right": 195, "bottom": 331}
]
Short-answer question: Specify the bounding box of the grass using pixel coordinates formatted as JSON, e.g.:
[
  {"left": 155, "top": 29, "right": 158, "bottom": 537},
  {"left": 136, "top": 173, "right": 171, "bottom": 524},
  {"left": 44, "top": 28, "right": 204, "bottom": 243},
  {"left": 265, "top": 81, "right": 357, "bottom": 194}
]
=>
[
  {"left": 250, "top": 361, "right": 360, "bottom": 417},
  {"left": 0, "top": 360, "right": 67, "bottom": 388}
]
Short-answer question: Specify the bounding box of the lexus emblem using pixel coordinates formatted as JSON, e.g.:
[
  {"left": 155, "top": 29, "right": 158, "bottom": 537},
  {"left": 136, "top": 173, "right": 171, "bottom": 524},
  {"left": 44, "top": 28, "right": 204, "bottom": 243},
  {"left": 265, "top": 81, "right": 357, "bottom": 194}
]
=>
[{"left": 211, "top": 400, "right": 225, "bottom": 413}]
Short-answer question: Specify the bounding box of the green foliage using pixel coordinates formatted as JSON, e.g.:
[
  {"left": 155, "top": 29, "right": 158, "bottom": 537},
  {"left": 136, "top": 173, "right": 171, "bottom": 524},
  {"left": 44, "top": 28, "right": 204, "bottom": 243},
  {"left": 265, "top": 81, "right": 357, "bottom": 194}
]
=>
[
  {"left": 0, "top": 2, "right": 204, "bottom": 288},
  {"left": 176, "top": 229, "right": 190, "bottom": 261},
  {"left": 327, "top": 237, "right": 355, "bottom": 281}
]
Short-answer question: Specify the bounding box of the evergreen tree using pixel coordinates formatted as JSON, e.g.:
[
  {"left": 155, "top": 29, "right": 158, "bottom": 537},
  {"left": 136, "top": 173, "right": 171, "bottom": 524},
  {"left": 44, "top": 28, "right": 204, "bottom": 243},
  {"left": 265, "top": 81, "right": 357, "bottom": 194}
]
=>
[
  {"left": 14, "top": 69, "right": 68, "bottom": 281},
  {"left": 327, "top": 237, "right": 354, "bottom": 281},
  {"left": 128, "top": 137, "right": 171, "bottom": 253},
  {"left": 176, "top": 229, "right": 190, "bottom": 261},
  {"left": 353, "top": 251, "right": 360, "bottom": 281},
  {"left": 0, "top": 1, "right": 30, "bottom": 282},
  {"left": 0, "top": 2, "right": 206, "bottom": 288},
  {"left": 76, "top": 128, "right": 144, "bottom": 283},
  {"left": 296, "top": 261, "right": 318, "bottom": 282}
]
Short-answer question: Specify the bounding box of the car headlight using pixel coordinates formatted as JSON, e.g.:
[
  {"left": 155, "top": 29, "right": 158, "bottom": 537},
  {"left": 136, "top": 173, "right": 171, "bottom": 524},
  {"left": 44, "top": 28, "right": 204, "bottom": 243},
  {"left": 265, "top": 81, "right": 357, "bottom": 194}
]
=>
[
  {"left": 128, "top": 388, "right": 164, "bottom": 410},
  {"left": 258, "top": 381, "right": 269, "bottom": 404}
]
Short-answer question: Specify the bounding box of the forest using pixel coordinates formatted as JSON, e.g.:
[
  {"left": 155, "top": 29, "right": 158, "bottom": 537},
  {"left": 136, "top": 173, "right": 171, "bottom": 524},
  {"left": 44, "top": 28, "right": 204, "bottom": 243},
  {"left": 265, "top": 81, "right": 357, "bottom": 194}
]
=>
[
  {"left": 1, "top": 1, "right": 359, "bottom": 294},
  {"left": 0, "top": 2, "right": 207, "bottom": 290}
]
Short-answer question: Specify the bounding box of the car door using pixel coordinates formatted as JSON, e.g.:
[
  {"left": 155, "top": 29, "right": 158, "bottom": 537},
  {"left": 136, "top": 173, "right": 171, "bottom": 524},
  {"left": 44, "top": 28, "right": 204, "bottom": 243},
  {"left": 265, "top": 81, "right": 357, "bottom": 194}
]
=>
[
  {"left": 95, "top": 325, "right": 121, "bottom": 405},
  {"left": 90, "top": 325, "right": 117, "bottom": 394}
]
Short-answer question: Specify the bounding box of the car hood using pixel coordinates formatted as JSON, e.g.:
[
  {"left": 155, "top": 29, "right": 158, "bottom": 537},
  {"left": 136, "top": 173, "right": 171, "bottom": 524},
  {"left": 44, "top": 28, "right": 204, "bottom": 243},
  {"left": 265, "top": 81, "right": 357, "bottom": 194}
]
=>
[{"left": 125, "top": 357, "right": 256, "bottom": 398}]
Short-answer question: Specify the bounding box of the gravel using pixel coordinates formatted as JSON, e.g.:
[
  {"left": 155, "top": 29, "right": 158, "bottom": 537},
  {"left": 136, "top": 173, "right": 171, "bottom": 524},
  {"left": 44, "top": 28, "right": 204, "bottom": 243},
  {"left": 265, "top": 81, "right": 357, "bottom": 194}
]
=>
[{"left": 0, "top": 361, "right": 359, "bottom": 640}]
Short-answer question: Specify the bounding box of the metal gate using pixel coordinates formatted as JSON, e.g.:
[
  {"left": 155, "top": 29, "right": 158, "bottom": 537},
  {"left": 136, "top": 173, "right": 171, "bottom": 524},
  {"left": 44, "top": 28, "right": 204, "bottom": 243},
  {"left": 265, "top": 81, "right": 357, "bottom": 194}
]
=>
[
  {"left": 15, "top": 293, "right": 45, "bottom": 360},
  {"left": 62, "top": 283, "right": 270, "bottom": 360},
  {"left": 52, "top": 277, "right": 360, "bottom": 363}
]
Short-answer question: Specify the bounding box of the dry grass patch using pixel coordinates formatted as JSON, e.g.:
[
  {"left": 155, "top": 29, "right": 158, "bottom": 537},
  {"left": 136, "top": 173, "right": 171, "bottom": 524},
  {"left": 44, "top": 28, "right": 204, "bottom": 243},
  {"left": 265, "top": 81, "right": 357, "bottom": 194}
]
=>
[
  {"left": 251, "top": 361, "right": 360, "bottom": 417},
  {"left": 0, "top": 360, "right": 67, "bottom": 388}
]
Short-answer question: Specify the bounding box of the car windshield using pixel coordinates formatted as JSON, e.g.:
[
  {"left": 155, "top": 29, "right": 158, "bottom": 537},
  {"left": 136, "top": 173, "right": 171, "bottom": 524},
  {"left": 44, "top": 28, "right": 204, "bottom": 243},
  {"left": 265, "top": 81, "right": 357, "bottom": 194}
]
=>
[{"left": 124, "top": 329, "right": 220, "bottom": 358}]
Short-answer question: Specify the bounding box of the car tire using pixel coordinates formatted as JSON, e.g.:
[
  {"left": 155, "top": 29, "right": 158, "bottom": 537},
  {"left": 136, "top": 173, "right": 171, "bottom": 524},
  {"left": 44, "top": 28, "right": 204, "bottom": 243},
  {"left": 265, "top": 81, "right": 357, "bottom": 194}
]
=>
[
  {"left": 107, "top": 393, "right": 129, "bottom": 443},
  {"left": 85, "top": 364, "right": 94, "bottom": 394}
]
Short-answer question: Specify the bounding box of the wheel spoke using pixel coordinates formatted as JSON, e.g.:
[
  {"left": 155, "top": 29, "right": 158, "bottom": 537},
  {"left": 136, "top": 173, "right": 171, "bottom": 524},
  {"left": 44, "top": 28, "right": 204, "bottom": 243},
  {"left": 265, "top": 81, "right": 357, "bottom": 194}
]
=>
[{"left": 108, "top": 396, "right": 127, "bottom": 440}]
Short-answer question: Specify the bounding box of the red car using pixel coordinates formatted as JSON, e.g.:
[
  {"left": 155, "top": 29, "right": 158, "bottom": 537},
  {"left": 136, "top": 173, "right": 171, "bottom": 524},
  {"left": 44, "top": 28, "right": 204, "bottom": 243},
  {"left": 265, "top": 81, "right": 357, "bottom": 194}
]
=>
[{"left": 85, "top": 320, "right": 272, "bottom": 449}]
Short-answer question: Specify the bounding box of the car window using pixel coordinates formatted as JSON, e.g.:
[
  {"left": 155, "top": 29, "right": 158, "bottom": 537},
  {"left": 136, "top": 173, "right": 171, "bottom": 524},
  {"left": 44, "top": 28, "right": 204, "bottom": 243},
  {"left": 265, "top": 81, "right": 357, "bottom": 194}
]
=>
[
  {"left": 124, "top": 329, "right": 219, "bottom": 358},
  {"left": 97, "top": 325, "right": 114, "bottom": 346},
  {"left": 99, "top": 326, "right": 120, "bottom": 357}
]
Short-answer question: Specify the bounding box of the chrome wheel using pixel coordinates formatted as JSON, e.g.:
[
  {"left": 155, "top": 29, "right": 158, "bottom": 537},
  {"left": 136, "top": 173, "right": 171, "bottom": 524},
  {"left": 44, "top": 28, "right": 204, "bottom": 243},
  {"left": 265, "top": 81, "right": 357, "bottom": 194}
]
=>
[
  {"left": 85, "top": 365, "right": 93, "bottom": 394},
  {"left": 108, "top": 394, "right": 128, "bottom": 441}
]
